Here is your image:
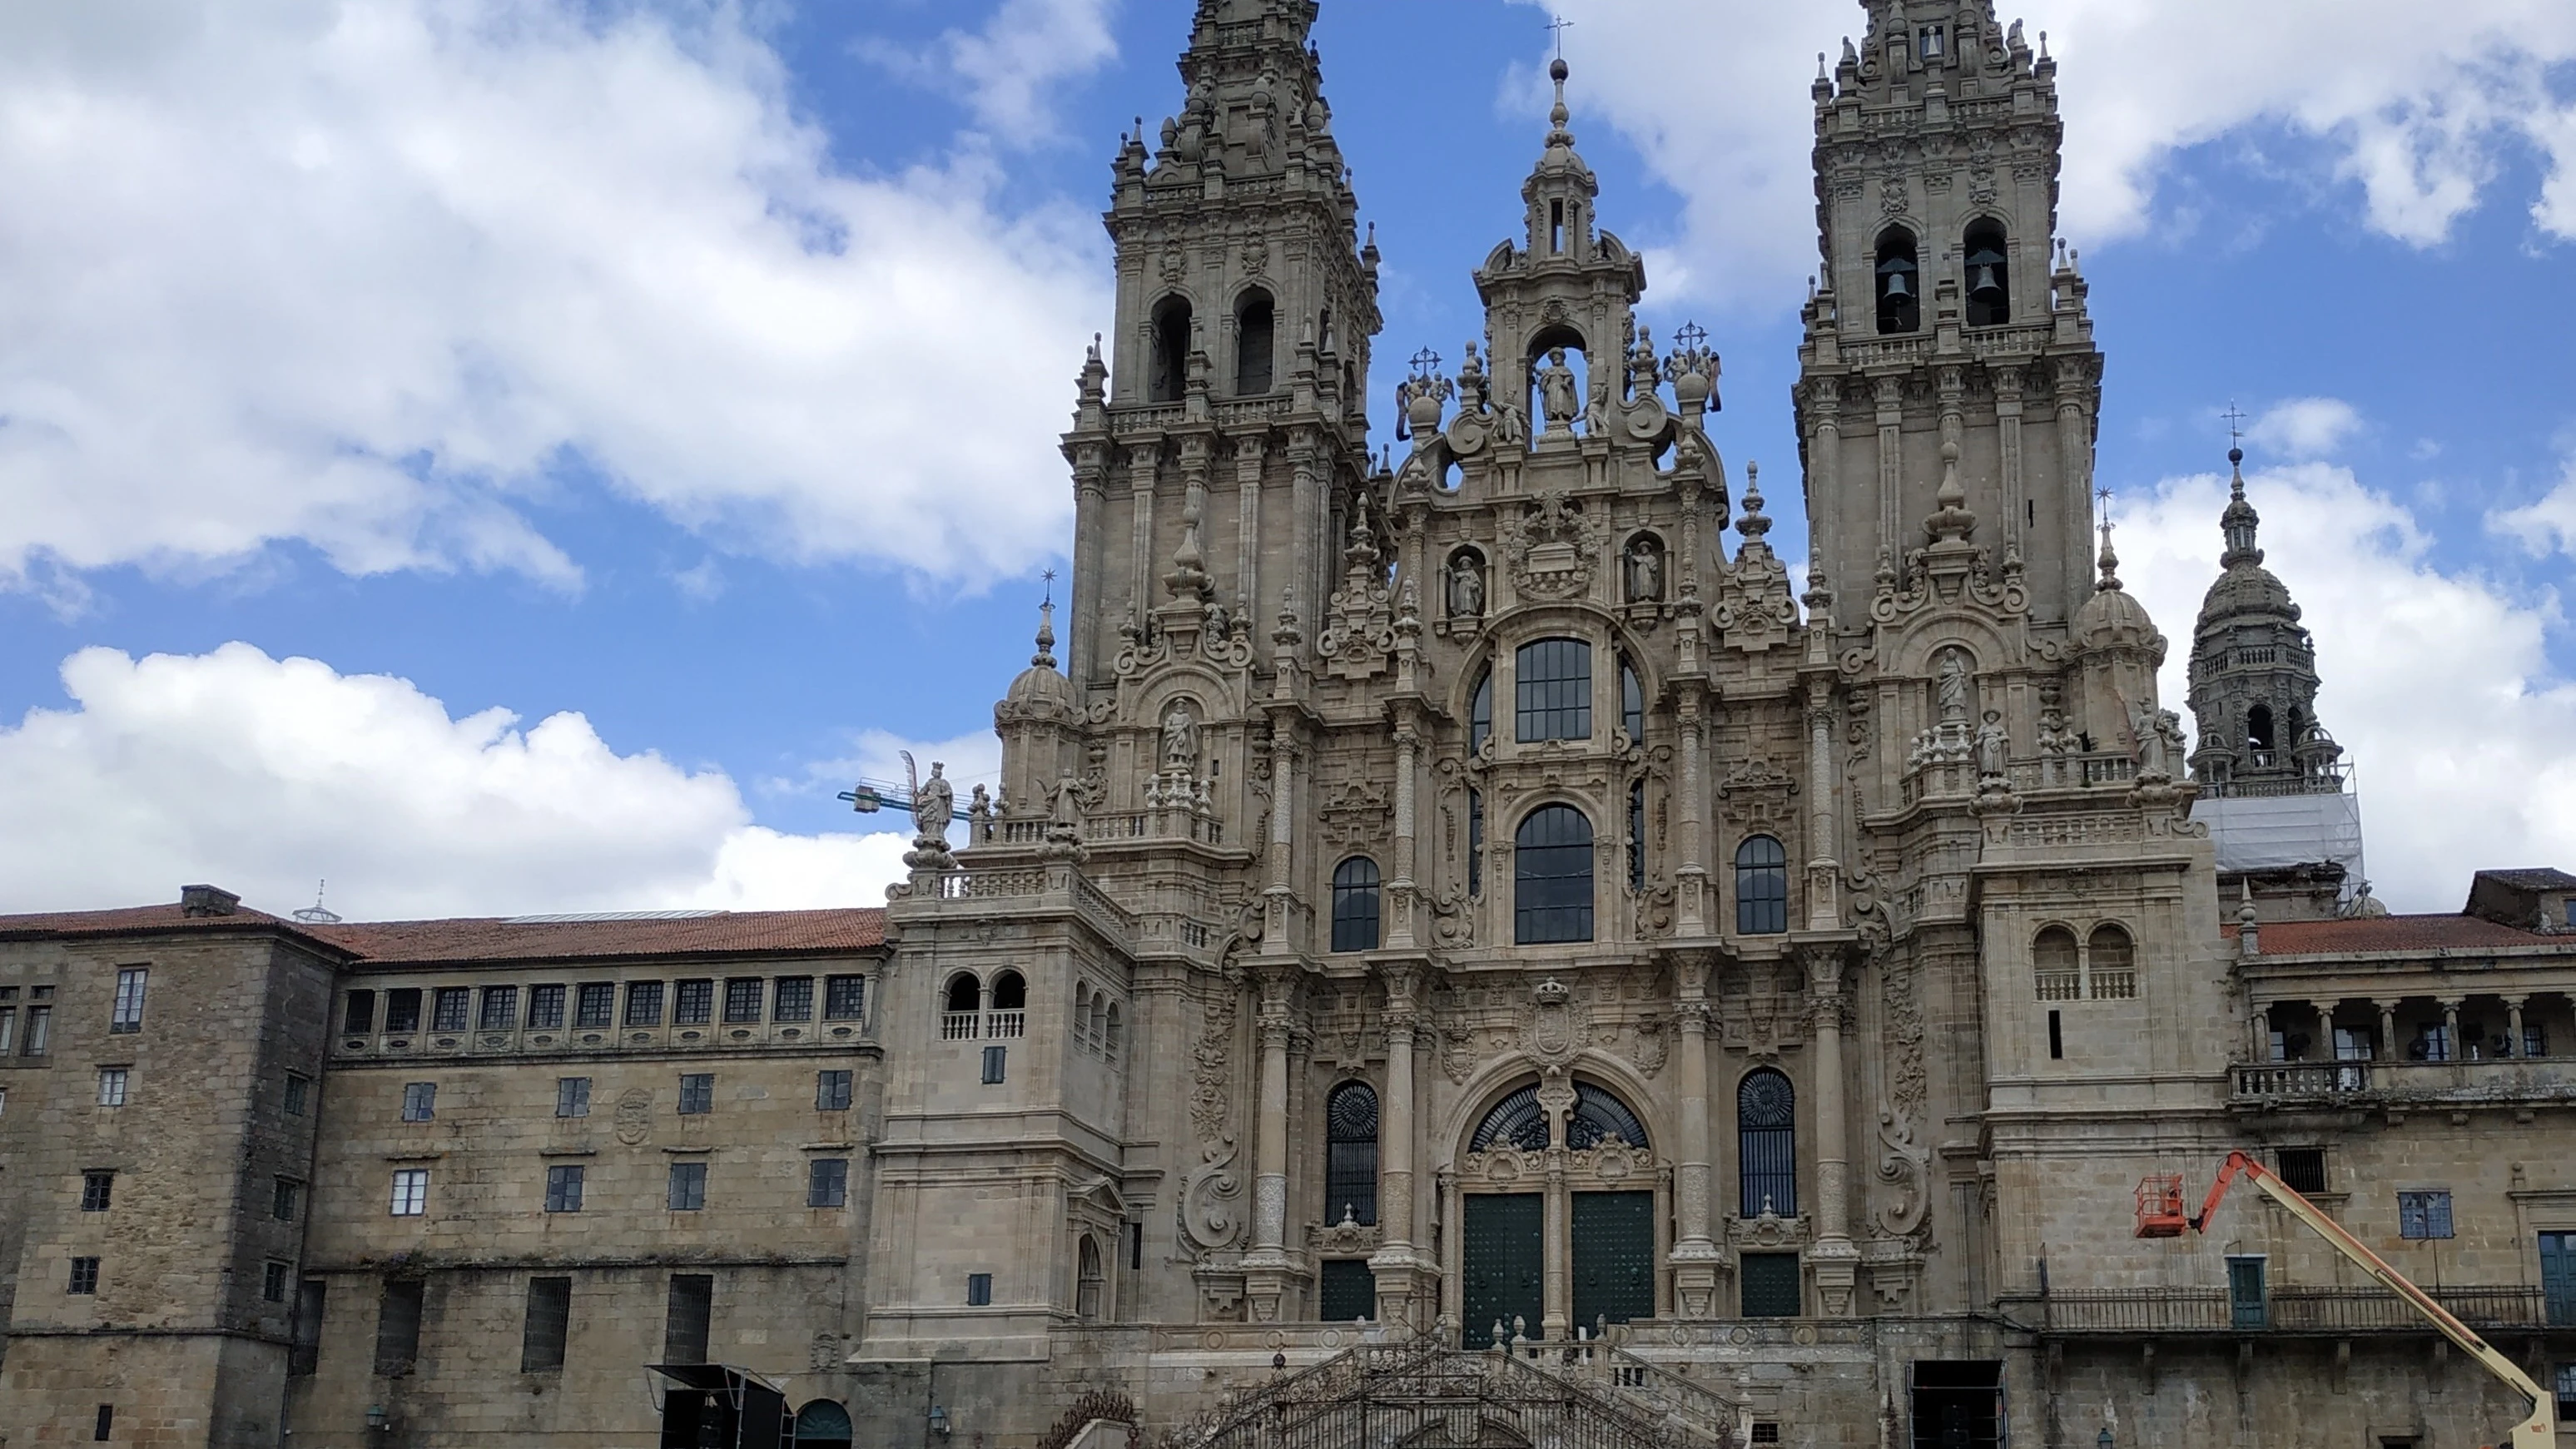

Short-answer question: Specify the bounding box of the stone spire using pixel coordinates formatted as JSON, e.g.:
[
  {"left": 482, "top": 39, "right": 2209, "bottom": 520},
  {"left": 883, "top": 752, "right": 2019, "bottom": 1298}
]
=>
[{"left": 2186, "top": 444, "right": 2342, "bottom": 796}]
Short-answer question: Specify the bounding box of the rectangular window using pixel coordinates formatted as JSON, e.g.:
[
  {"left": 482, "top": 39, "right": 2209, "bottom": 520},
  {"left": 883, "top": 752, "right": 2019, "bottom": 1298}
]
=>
[
  {"left": 668, "top": 1160, "right": 707, "bottom": 1211},
  {"left": 373, "top": 1279, "right": 423, "bottom": 1376},
  {"left": 2276, "top": 1148, "right": 2328, "bottom": 1195},
  {"left": 664, "top": 1274, "right": 713, "bottom": 1363},
  {"left": 94, "top": 1406, "right": 113, "bottom": 1442},
  {"left": 2416, "top": 1023, "right": 2453, "bottom": 1062},
  {"left": 982, "top": 1045, "right": 1007, "bottom": 1084},
  {"left": 555, "top": 1077, "right": 591, "bottom": 1118},
  {"left": 2557, "top": 1362, "right": 2576, "bottom": 1424},
  {"left": 809, "top": 1158, "right": 850, "bottom": 1208},
  {"left": 109, "top": 967, "right": 146, "bottom": 1033},
  {"left": 23, "top": 1005, "right": 50, "bottom": 1055},
  {"left": 285, "top": 1073, "right": 310, "bottom": 1116},
  {"left": 543, "top": 1164, "right": 585, "bottom": 1213},
  {"left": 2398, "top": 1190, "right": 2454, "bottom": 1240},
  {"left": 273, "top": 1177, "right": 302, "bottom": 1222},
  {"left": 383, "top": 988, "right": 421, "bottom": 1034},
  {"left": 528, "top": 984, "right": 566, "bottom": 1030},
  {"left": 816, "top": 1069, "right": 853, "bottom": 1111},
  {"left": 678, "top": 1073, "right": 714, "bottom": 1114},
  {"left": 290, "top": 1280, "right": 327, "bottom": 1376},
  {"left": 722, "top": 977, "right": 764, "bottom": 1024},
  {"left": 572, "top": 982, "right": 614, "bottom": 1029},
  {"left": 621, "top": 981, "right": 663, "bottom": 1028},
  {"left": 966, "top": 1273, "right": 994, "bottom": 1307},
  {"left": 1514, "top": 638, "right": 1594, "bottom": 742},
  {"left": 773, "top": 975, "right": 815, "bottom": 1022},
  {"left": 400, "top": 1081, "right": 436, "bottom": 1121},
  {"left": 430, "top": 987, "right": 469, "bottom": 1033},
  {"left": 1751, "top": 1427, "right": 1781, "bottom": 1446},
  {"left": 519, "top": 1276, "right": 571, "bottom": 1372},
  {"left": 97, "top": 1068, "right": 128, "bottom": 1107},
  {"left": 2228, "top": 1254, "right": 2269, "bottom": 1330},
  {"left": 263, "top": 1261, "right": 291, "bottom": 1303},
  {"left": 2540, "top": 1233, "right": 2576, "bottom": 1327},
  {"left": 68, "top": 1256, "right": 101, "bottom": 1294},
  {"left": 390, "top": 1169, "right": 429, "bottom": 1216},
  {"left": 344, "top": 989, "right": 377, "bottom": 1034},
  {"left": 1740, "top": 1252, "right": 1799, "bottom": 1317},
  {"left": 0, "top": 1006, "right": 14, "bottom": 1054},
  {"left": 477, "top": 985, "right": 518, "bottom": 1031},
  {"left": 81, "top": 1170, "right": 113, "bottom": 1212},
  {"left": 823, "top": 975, "right": 866, "bottom": 1021},
  {"left": 2047, "top": 1010, "right": 2062, "bottom": 1060},
  {"left": 673, "top": 979, "right": 713, "bottom": 1025}
]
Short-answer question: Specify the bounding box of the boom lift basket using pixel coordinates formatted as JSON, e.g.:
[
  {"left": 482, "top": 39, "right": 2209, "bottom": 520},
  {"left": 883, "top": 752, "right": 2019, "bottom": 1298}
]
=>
[{"left": 2136, "top": 1174, "right": 2187, "bottom": 1238}]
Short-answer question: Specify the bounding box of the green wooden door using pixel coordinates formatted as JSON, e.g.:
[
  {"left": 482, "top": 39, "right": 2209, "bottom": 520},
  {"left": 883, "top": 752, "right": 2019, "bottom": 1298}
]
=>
[
  {"left": 1462, "top": 1193, "right": 1543, "bottom": 1347},
  {"left": 1571, "top": 1192, "right": 1655, "bottom": 1334},
  {"left": 2542, "top": 1232, "right": 2576, "bottom": 1326}
]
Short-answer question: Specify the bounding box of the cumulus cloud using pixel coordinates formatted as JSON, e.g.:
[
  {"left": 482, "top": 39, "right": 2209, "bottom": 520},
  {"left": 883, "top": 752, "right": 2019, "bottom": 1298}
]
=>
[
  {"left": 2250, "top": 397, "right": 2365, "bottom": 459},
  {"left": 859, "top": 0, "right": 1119, "bottom": 141},
  {"left": 0, "top": 643, "right": 912, "bottom": 918},
  {"left": 2114, "top": 463, "right": 2576, "bottom": 912},
  {"left": 1533, "top": 0, "right": 2576, "bottom": 306},
  {"left": 0, "top": 0, "right": 1108, "bottom": 593},
  {"left": 2489, "top": 464, "right": 2576, "bottom": 559}
]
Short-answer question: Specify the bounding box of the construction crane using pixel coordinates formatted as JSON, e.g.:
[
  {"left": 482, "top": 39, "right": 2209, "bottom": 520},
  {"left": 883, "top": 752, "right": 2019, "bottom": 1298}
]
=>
[{"left": 2137, "top": 1151, "right": 2552, "bottom": 1449}]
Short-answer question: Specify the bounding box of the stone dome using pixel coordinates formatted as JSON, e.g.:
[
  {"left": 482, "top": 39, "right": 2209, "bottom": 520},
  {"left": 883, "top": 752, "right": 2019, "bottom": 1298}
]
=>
[
  {"left": 1002, "top": 604, "right": 1075, "bottom": 714},
  {"left": 2072, "top": 532, "right": 2162, "bottom": 653}
]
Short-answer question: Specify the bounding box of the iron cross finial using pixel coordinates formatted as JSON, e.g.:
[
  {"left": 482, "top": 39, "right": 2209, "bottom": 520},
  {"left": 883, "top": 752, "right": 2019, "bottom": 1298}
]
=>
[
  {"left": 1041, "top": 567, "right": 1057, "bottom": 605},
  {"left": 1409, "top": 346, "right": 1442, "bottom": 380},
  {"left": 1546, "top": 16, "right": 1573, "bottom": 57},
  {"left": 2221, "top": 400, "right": 2249, "bottom": 449}
]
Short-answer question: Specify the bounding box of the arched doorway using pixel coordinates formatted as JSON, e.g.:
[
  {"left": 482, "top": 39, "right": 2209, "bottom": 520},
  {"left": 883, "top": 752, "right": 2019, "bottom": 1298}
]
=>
[
  {"left": 1454, "top": 1078, "right": 1658, "bottom": 1346},
  {"left": 793, "top": 1400, "right": 852, "bottom": 1449}
]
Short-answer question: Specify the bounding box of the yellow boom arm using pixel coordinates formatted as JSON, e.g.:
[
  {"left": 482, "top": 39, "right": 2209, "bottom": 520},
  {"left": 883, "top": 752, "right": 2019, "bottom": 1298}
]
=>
[{"left": 2184, "top": 1151, "right": 2552, "bottom": 1449}]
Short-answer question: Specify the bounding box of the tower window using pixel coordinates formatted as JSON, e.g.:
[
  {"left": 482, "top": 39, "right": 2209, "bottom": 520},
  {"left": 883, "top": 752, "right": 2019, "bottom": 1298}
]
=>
[
  {"left": 1875, "top": 230, "right": 1920, "bottom": 335},
  {"left": 1737, "top": 1069, "right": 1798, "bottom": 1217},
  {"left": 1919, "top": 24, "right": 1947, "bottom": 60},
  {"left": 1514, "top": 804, "right": 1595, "bottom": 945},
  {"left": 1551, "top": 199, "right": 1565, "bottom": 253},
  {"left": 1149, "top": 295, "right": 1193, "bottom": 403},
  {"left": 1331, "top": 857, "right": 1382, "bottom": 953},
  {"left": 1735, "top": 836, "right": 1789, "bottom": 935},
  {"left": 2247, "top": 703, "right": 2276, "bottom": 752},
  {"left": 1963, "top": 220, "right": 2010, "bottom": 326},
  {"left": 1234, "top": 290, "right": 1274, "bottom": 395}
]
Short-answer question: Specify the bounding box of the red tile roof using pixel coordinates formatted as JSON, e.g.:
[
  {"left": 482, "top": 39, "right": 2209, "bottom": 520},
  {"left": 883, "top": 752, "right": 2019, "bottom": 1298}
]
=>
[
  {"left": 2222, "top": 914, "right": 2552, "bottom": 954},
  {"left": 0, "top": 903, "right": 886, "bottom": 964}
]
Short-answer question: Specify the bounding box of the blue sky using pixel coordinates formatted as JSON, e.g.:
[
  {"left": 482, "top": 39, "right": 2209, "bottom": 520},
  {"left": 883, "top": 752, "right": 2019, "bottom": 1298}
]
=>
[{"left": 0, "top": 0, "right": 2569, "bottom": 918}]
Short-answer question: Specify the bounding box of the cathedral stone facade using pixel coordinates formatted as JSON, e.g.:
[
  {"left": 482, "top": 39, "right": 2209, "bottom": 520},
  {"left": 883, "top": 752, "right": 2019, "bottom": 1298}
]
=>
[{"left": 4, "top": 3, "right": 2576, "bottom": 1447}]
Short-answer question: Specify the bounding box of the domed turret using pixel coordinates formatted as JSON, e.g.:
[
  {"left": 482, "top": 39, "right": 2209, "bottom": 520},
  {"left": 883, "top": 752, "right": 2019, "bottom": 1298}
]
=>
[
  {"left": 2186, "top": 446, "right": 2341, "bottom": 796},
  {"left": 2071, "top": 514, "right": 2160, "bottom": 653},
  {"left": 1004, "top": 601, "right": 1075, "bottom": 714}
]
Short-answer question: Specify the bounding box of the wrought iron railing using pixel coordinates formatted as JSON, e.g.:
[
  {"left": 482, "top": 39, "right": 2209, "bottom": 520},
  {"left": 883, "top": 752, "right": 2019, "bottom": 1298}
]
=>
[{"left": 2006, "top": 1285, "right": 2555, "bottom": 1334}]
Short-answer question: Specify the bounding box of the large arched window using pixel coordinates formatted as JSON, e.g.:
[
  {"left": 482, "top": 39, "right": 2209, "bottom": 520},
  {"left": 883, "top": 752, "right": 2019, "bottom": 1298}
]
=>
[
  {"left": 1515, "top": 638, "right": 1592, "bottom": 742},
  {"left": 1149, "top": 295, "right": 1193, "bottom": 403},
  {"left": 1738, "top": 1069, "right": 1799, "bottom": 1218},
  {"left": 990, "top": 970, "right": 1025, "bottom": 1010},
  {"left": 1324, "top": 1082, "right": 1379, "bottom": 1224},
  {"left": 1874, "top": 229, "right": 1920, "bottom": 335},
  {"left": 1234, "top": 289, "right": 1275, "bottom": 395},
  {"left": 1735, "top": 835, "right": 1789, "bottom": 935},
  {"left": 1515, "top": 804, "right": 1595, "bottom": 944},
  {"left": 794, "top": 1402, "right": 854, "bottom": 1449},
  {"left": 2033, "top": 925, "right": 2081, "bottom": 1001},
  {"left": 1331, "top": 857, "right": 1382, "bottom": 953},
  {"left": 1470, "top": 669, "right": 1493, "bottom": 753},
  {"left": 1963, "top": 218, "right": 2010, "bottom": 326},
  {"left": 1567, "top": 1083, "right": 1650, "bottom": 1150},
  {"left": 1470, "top": 1084, "right": 1550, "bottom": 1154},
  {"left": 941, "top": 973, "right": 980, "bottom": 1040},
  {"left": 2087, "top": 924, "right": 2137, "bottom": 1000},
  {"left": 2247, "top": 702, "right": 2276, "bottom": 752}
]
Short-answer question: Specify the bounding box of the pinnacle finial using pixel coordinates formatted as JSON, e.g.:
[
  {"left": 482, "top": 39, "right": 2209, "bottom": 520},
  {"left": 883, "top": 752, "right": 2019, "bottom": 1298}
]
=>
[{"left": 2095, "top": 486, "right": 2122, "bottom": 592}]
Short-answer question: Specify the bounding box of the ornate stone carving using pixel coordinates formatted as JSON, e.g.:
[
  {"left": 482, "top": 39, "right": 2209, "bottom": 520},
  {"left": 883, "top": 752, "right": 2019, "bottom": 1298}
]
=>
[
  {"left": 1499, "top": 490, "right": 1606, "bottom": 601},
  {"left": 1626, "top": 1015, "right": 1669, "bottom": 1078},
  {"left": 1872, "top": 949, "right": 1932, "bottom": 1243},
  {"left": 1521, "top": 978, "right": 1586, "bottom": 1064},
  {"left": 1318, "top": 779, "right": 1392, "bottom": 846}
]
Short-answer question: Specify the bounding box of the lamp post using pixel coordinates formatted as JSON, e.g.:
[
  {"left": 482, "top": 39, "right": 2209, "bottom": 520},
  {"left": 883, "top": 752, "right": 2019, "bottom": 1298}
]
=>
[{"left": 928, "top": 1406, "right": 951, "bottom": 1438}]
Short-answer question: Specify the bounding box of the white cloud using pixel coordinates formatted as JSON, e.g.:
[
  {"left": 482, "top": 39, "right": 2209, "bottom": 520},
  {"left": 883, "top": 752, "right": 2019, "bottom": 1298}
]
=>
[
  {"left": 2250, "top": 397, "right": 2365, "bottom": 459},
  {"left": 0, "top": 643, "right": 912, "bottom": 918},
  {"left": 861, "top": 0, "right": 1119, "bottom": 141},
  {"left": 1533, "top": 0, "right": 2576, "bottom": 307},
  {"left": 2489, "top": 464, "right": 2576, "bottom": 559},
  {"left": 784, "top": 724, "right": 1006, "bottom": 825},
  {"left": 0, "top": 0, "right": 1108, "bottom": 593},
  {"left": 2115, "top": 463, "right": 2576, "bottom": 913}
]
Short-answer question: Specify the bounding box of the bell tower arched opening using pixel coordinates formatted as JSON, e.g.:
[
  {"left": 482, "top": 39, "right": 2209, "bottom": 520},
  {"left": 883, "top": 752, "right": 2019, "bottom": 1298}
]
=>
[
  {"left": 1149, "top": 295, "right": 1192, "bottom": 403},
  {"left": 1963, "top": 218, "right": 2011, "bottom": 326},
  {"left": 1874, "top": 229, "right": 1920, "bottom": 335},
  {"left": 1234, "top": 289, "right": 1274, "bottom": 396}
]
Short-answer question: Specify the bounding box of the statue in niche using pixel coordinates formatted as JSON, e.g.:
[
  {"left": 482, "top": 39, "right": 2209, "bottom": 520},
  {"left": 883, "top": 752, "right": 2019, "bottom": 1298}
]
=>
[
  {"left": 1936, "top": 652, "right": 1971, "bottom": 723},
  {"left": 1536, "top": 348, "right": 1581, "bottom": 432},
  {"left": 1448, "top": 553, "right": 1486, "bottom": 618},
  {"left": 1624, "top": 538, "right": 1663, "bottom": 602},
  {"left": 1975, "top": 711, "right": 2008, "bottom": 779},
  {"left": 1163, "top": 702, "right": 1199, "bottom": 772}
]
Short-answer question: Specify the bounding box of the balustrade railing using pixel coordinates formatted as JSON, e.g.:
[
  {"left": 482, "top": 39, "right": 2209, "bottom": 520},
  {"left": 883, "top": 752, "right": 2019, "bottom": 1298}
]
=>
[
  {"left": 2007, "top": 1286, "right": 2552, "bottom": 1334},
  {"left": 940, "top": 1011, "right": 979, "bottom": 1041}
]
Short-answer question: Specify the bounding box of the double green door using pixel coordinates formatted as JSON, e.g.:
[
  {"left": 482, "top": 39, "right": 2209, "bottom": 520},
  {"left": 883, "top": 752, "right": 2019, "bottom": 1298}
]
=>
[
  {"left": 1571, "top": 1192, "right": 1655, "bottom": 1333},
  {"left": 1462, "top": 1191, "right": 1655, "bottom": 1347}
]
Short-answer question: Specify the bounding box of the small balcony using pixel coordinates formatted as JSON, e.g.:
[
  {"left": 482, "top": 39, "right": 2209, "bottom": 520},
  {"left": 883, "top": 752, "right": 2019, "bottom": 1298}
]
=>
[{"left": 2004, "top": 1285, "right": 2565, "bottom": 1336}]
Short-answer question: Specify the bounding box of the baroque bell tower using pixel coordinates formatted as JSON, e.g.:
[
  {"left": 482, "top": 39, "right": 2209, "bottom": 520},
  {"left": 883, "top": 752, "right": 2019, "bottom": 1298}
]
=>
[{"left": 1795, "top": 0, "right": 2103, "bottom": 628}]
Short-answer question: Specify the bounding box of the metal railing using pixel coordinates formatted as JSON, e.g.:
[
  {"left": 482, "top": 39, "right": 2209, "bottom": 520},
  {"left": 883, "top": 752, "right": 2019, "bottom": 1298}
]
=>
[{"left": 2008, "top": 1286, "right": 2559, "bottom": 1334}]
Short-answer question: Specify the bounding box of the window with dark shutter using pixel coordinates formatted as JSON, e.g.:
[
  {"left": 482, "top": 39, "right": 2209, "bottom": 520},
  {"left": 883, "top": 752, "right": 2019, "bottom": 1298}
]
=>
[
  {"left": 664, "top": 1275, "right": 713, "bottom": 1363},
  {"left": 519, "top": 1277, "right": 571, "bottom": 1372}
]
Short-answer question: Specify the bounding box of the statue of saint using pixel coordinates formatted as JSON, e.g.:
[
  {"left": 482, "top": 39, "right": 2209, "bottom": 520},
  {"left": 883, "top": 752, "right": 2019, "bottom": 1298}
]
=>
[
  {"left": 1936, "top": 652, "right": 1970, "bottom": 722},
  {"left": 1626, "top": 539, "right": 1662, "bottom": 602},
  {"left": 911, "top": 761, "right": 954, "bottom": 839},
  {"left": 2131, "top": 700, "right": 2170, "bottom": 776},
  {"left": 1975, "top": 711, "right": 2008, "bottom": 779},
  {"left": 1536, "top": 348, "right": 1580, "bottom": 432},
  {"left": 1448, "top": 554, "right": 1485, "bottom": 618},
  {"left": 968, "top": 782, "right": 993, "bottom": 836},
  {"left": 1491, "top": 397, "right": 1527, "bottom": 447},
  {"left": 1162, "top": 703, "right": 1199, "bottom": 771}
]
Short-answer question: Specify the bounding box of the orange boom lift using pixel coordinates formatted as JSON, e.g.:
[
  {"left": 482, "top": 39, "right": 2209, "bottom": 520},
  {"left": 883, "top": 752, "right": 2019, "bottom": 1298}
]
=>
[{"left": 2137, "top": 1151, "right": 2552, "bottom": 1449}]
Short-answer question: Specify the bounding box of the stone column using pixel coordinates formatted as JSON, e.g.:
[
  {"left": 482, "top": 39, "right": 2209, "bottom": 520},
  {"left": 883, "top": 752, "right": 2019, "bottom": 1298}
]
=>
[
  {"left": 1994, "top": 367, "right": 2027, "bottom": 556},
  {"left": 1243, "top": 967, "right": 1297, "bottom": 1321},
  {"left": 1263, "top": 729, "right": 1298, "bottom": 945},
  {"left": 1873, "top": 376, "right": 1904, "bottom": 560},
  {"left": 1805, "top": 945, "right": 1859, "bottom": 1316},
  {"left": 2055, "top": 362, "right": 2097, "bottom": 612},
  {"left": 1804, "top": 380, "right": 1842, "bottom": 624},
  {"left": 2440, "top": 997, "right": 2464, "bottom": 1062},
  {"left": 1387, "top": 719, "right": 1421, "bottom": 948},
  {"left": 1538, "top": 1073, "right": 1575, "bottom": 1340},
  {"left": 1233, "top": 433, "right": 1267, "bottom": 620},
  {"left": 1127, "top": 442, "right": 1161, "bottom": 623},
  {"left": 1370, "top": 965, "right": 1429, "bottom": 1330},
  {"left": 2506, "top": 997, "right": 2528, "bottom": 1058},
  {"left": 1675, "top": 691, "right": 1710, "bottom": 935},
  {"left": 2375, "top": 1000, "right": 2400, "bottom": 1061},
  {"left": 1668, "top": 954, "right": 1721, "bottom": 1318},
  {"left": 1804, "top": 680, "right": 1841, "bottom": 930},
  {"left": 2249, "top": 1005, "right": 2271, "bottom": 1062}
]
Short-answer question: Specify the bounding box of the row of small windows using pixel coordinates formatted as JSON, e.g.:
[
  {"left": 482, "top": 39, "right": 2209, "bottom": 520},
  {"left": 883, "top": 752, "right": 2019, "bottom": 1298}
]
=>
[
  {"left": 381, "top": 1156, "right": 851, "bottom": 1219},
  {"left": 0, "top": 983, "right": 58, "bottom": 1057},
  {"left": 1148, "top": 289, "right": 1277, "bottom": 402},
  {"left": 343, "top": 975, "right": 866, "bottom": 1036},
  {"left": 1874, "top": 219, "right": 2012, "bottom": 335},
  {"left": 2032, "top": 924, "right": 2137, "bottom": 1001},
  {"left": 397, "top": 1069, "right": 854, "bottom": 1126},
  {"left": 1327, "top": 831, "right": 1793, "bottom": 950}
]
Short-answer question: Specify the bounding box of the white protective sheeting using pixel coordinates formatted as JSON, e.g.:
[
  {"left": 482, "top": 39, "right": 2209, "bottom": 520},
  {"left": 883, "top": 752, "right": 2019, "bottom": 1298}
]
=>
[{"left": 2195, "top": 791, "right": 2365, "bottom": 874}]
